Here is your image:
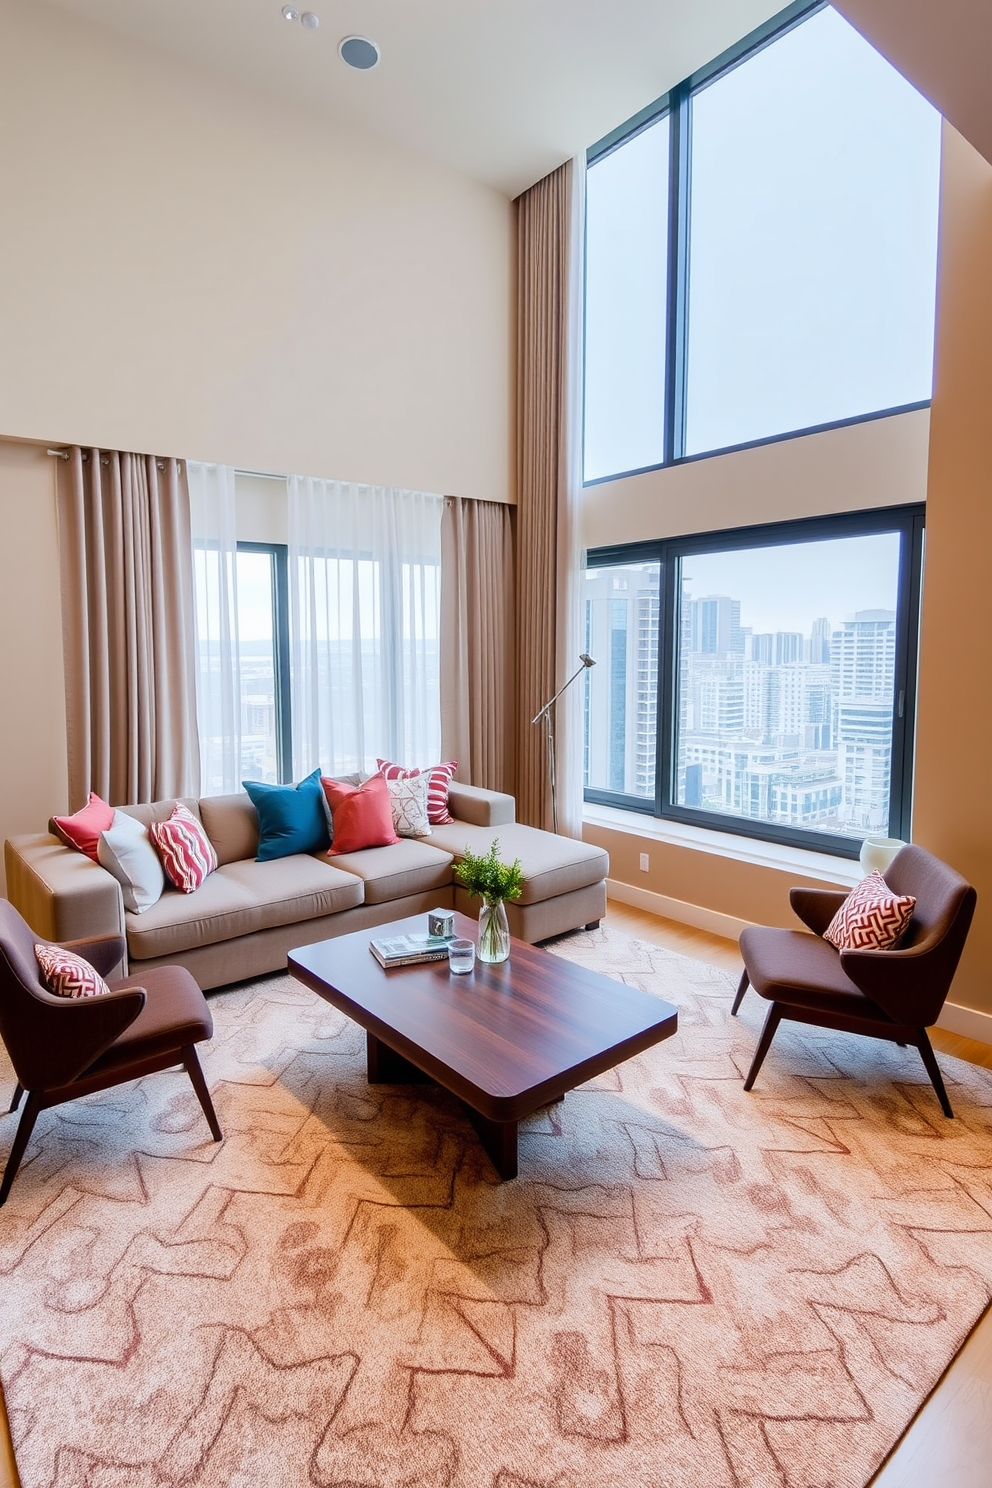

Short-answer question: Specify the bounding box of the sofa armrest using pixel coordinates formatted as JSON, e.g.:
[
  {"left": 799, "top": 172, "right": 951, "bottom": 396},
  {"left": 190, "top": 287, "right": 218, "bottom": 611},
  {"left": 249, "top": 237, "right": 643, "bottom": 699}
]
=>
[
  {"left": 446, "top": 783, "right": 516, "bottom": 828},
  {"left": 5, "top": 834, "right": 126, "bottom": 945},
  {"left": 60, "top": 933, "right": 128, "bottom": 979}
]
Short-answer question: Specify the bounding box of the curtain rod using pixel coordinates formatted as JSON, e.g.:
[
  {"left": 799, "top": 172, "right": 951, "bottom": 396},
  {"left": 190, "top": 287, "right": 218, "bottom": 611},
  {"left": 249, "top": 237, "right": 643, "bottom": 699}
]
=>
[{"left": 47, "top": 448, "right": 178, "bottom": 472}]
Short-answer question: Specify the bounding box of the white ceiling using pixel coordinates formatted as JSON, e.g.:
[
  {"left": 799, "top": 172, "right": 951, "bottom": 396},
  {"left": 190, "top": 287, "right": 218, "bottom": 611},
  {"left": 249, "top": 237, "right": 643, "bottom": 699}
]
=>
[{"left": 42, "top": 0, "right": 781, "bottom": 197}]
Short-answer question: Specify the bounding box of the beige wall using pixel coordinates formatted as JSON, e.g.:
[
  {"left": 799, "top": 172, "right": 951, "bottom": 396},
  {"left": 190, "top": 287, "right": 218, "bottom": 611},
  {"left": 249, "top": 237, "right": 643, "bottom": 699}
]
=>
[
  {"left": 912, "top": 124, "right": 992, "bottom": 1014},
  {"left": 0, "top": 0, "right": 513, "bottom": 503},
  {"left": 583, "top": 405, "right": 930, "bottom": 550},
  {"left": 0, "top": 443, "right": 68, "bottom": 893}
]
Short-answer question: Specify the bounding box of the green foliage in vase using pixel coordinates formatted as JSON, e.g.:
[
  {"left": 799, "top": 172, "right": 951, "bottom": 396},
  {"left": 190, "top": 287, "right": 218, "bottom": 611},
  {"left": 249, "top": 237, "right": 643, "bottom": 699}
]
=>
[{"left": 454, "top": 839, "right": 524, "bottom": 905}]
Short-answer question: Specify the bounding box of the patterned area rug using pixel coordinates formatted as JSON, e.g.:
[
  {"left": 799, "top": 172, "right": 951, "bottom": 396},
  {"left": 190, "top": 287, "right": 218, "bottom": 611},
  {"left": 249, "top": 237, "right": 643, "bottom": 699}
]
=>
[{"left": 2, "top": 927, "right": 992, "bottom": 1488}]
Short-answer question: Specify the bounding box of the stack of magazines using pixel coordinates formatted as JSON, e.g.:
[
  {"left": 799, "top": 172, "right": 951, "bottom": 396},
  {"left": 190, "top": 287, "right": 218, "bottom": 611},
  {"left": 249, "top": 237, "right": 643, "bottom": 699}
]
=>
[{"left": 370, "top": 933, "right": 451, "bottom": 969}]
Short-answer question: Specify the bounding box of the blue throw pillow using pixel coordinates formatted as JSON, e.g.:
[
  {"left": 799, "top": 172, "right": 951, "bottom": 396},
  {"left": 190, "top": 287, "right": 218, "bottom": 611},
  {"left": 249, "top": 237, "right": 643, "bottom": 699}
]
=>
[{"left": 242, "top": 769, "right": 330, "bottom": 861}]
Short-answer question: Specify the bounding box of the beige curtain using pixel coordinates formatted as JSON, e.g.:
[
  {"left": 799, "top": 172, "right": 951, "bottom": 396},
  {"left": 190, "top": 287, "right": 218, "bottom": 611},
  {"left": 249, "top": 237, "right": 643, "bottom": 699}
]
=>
[
  {"left": 440, "top": 495, "right": 516, "bottom": 793},
  {"left": 515, "top": 161, "right": 570, "bottom": 831},
  {"left": 57, "top": 447, "right": 200, "bottom": 810}
]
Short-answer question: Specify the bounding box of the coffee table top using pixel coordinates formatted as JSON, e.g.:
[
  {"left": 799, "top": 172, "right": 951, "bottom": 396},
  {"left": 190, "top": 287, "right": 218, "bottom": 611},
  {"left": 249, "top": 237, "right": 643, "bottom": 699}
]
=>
[{"left": 289, "top": 912, "right": 678, "bottom": 1122}]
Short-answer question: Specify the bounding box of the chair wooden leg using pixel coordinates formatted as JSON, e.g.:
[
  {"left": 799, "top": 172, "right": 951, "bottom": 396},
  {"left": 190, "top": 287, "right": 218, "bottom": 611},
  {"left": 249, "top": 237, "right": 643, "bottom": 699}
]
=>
[
  {"left": 181, "top": 1046, "right": 223, "bottom": 1142},
  {"left": 743, "top": 1005, "right": 782, "bottom": 1092},
  {"left": 731, "top": 970, "right": 749, "bottom": 1017},
  {"left": 916, "top": 1030, "right": 954, "bottom": 1118},
  {"left": 0, "top": 1090, "right": 43, "bottom": 1206},
  {"left": 8, "top": 1083, "right": 23, "bottom": 1114}
]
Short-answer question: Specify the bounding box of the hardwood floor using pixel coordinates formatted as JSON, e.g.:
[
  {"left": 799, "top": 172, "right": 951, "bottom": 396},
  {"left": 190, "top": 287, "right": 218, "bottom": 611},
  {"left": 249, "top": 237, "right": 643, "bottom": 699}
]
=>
[{"left": 604, "top": 902, "right": 992, "bottom": 1488}]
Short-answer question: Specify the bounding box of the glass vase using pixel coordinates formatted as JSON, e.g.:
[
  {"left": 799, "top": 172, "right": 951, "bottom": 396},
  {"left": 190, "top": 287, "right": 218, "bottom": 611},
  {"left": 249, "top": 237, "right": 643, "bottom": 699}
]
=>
[{"left": 478, "top": 899, "right": 510, "bottom": 963}]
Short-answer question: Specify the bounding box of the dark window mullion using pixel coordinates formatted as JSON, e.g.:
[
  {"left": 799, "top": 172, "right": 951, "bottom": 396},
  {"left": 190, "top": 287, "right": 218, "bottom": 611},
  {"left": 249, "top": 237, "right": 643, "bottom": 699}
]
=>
[
  {"left": 272, "top": 545, "right": 293, "bottom": 783},
  {"left": 665, "top": 83, "right": 691, "bottom": 464}
]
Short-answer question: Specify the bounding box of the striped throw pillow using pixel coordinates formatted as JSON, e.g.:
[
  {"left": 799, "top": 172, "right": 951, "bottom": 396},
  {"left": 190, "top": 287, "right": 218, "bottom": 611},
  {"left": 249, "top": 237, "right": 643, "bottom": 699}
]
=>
[
  {"left": 150, "top": 804, "right": 218, "bottom": 893},
  {"left": 35, "top": 943, "right": 110, "bottom": 999},
  {"left": 377, "top": 759, "right": 457, "bottom": 826},
  {"left": 824, "top": 870, "right": 916, "bottom": 952}
]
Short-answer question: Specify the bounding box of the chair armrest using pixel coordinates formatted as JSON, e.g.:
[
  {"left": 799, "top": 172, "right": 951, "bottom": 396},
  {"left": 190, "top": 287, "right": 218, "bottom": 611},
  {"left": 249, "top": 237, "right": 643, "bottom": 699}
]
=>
[
  {"left": 790, "top": 887, "right": 848, "bottom": 937},
  {"left": 59, "top": 934, "right": 127, "bottom": 979},
  {"left": 839, "top": 943, "right": 945, "bottom": 1027},
  {"left": 447, "top": 783, "right": 516, "bottom": 828},
  {"left": 5, "top": 834, "right": 125, "bottom": 943}
]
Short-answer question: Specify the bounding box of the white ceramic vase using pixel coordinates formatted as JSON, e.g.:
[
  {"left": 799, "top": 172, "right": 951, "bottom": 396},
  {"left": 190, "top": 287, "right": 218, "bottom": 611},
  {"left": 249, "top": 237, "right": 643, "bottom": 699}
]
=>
[{"left": 859, "top": 837, "right": 906, "bottom": 876}]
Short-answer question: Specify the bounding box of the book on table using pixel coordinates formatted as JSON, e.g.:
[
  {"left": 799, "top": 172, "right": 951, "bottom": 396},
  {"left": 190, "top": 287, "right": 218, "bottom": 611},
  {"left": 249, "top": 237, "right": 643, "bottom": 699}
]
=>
[{"left": 370, "top": 933, "right": 452, "bottom": 969}]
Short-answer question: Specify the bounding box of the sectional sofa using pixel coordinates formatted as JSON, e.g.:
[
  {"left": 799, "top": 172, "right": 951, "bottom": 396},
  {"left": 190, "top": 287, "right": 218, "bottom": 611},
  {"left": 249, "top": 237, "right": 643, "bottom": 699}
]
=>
[{"left": 4, "top": 783, "right": 608, "bottom": 990}]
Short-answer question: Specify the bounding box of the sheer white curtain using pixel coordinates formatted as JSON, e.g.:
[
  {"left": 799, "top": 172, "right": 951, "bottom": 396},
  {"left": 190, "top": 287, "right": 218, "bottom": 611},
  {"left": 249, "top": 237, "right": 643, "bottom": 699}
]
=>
[
  {"left": 555, "top": 157, "right": 588, "bottom": 839},
  {"left": 288, "top": 478, "right": 443, "bottom": 778},
  {"left": 187, "top": 461, "right": 244, "bottom": 793}
]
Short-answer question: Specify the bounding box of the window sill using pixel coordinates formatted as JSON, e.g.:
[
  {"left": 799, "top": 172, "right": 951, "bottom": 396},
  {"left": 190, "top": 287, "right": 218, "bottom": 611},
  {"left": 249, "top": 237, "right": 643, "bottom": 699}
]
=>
[{"left": 582, "top": 801, "right": 862, "bottom": 888}]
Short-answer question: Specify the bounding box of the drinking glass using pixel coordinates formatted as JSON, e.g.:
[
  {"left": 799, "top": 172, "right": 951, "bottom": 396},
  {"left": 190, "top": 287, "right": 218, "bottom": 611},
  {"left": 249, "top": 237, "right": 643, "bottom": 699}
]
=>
[{"left": 448, "top": 938, "right": 476, "bottom": 974}]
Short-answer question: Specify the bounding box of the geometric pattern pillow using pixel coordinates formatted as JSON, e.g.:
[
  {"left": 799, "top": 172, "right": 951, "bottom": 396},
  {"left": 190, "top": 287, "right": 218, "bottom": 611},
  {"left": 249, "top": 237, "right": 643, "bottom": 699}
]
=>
[
  {"left": 377, "top": 759, "right": 458, "bottom": 825},
  {"left": 150, "top": 804, "right": 218, "bottom": 893},
  {"left": 824, "top": 869, "right": 916, "bottom": 951},
  {"left": 385, "top": 772, "right": 432, "bottom": 838},
  {"left": 34, "top": 943, "right": 111, "bottom": 999}
]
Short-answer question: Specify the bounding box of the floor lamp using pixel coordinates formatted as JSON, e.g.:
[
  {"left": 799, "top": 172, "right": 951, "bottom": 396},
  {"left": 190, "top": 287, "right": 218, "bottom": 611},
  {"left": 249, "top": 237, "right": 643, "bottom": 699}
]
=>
[{"left": 532, "top": 654, "right": 596, "bottom": 835}]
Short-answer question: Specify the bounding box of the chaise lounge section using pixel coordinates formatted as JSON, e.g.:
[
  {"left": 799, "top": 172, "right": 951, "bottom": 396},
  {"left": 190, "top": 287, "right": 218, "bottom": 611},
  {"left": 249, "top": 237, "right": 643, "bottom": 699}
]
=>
[{"left": 5, "top": 783, "right": 608, "bottom": 990}]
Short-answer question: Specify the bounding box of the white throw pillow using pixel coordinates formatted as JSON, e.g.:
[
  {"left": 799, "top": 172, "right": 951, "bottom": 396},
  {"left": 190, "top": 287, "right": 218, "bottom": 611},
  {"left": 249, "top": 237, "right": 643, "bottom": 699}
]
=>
[
  {"left": 97, "top": 809, "right": 166, "bottom": 913},
  {"left": 385, "top": 772, "right": 432, "bottom": 838}
]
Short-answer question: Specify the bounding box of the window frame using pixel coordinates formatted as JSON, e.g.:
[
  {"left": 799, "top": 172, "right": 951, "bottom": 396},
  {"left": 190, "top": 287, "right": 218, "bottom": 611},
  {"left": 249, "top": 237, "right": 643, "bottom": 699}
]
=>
[
  {"left": 236, "top": 540, "right": 294, "bottom": 784},
  {"left": 583, "top": 0, "right": 934, "bottom": 483},
  {"left": 584, "top": 503, "right": 925, "bottom": 859}
]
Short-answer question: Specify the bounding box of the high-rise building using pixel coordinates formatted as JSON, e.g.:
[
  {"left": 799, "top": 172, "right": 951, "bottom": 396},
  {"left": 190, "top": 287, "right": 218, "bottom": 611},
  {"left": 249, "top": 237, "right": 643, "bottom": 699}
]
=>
[
  {"left": 833, "top": 610, "right": 896, "bottom": 832},
  {"left": 698, "top": 595, "right": 743, "bottom": 655},
  {"left": 810, "top": 617, "right": 832, "bottom": 664},
  {"left": 774, "top": 631, "right": 804, "bottom": 665}
]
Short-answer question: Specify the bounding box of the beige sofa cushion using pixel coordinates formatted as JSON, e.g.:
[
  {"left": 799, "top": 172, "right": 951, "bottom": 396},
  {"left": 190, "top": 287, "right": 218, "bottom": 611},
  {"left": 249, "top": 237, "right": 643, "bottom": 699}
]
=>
[
  {"left": 198, "top": 794, "right": 260, "bottom": 866},
  {"left": 426, "top": 822, "right": 608, "bottom": 906},
  {"left": 323, "top": 839, "right": 454, "bottom": 906},
  {"left": 118, "top": 797, "right": 202, "bottom": 831},
  {"left": 126, "top": 855, "right": 364, "bottom": 959}
]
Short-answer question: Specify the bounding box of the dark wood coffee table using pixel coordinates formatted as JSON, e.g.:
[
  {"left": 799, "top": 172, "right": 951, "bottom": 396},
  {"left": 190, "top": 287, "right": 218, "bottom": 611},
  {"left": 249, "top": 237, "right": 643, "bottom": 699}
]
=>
[{"left": 288, "top": 911, "right": 678, "bottom": 1180}]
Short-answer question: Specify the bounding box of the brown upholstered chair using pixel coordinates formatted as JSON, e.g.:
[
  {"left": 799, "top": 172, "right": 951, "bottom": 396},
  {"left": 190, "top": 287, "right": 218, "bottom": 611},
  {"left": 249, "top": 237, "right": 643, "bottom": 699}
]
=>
[
  {"left": 0, "top": 899, "right": 222, "bottom": 1205},
  {"left": 733, "top": 845, "right": 977, "bottom": 1117}
]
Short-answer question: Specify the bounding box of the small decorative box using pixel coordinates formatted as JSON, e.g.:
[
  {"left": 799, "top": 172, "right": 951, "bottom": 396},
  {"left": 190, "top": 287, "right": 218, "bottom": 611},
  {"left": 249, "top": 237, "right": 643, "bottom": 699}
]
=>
[{"left": 428, "top": 908, "right": 455, "bottom": 941}]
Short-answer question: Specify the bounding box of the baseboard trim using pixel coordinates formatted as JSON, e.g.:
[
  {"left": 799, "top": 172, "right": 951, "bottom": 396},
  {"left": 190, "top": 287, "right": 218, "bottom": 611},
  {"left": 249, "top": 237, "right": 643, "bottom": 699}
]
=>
[
  {"left": 936, "top": 1000, "right": 992, "bottom": 1045},
  {"left": 607, "top": 878, "right": 992, "bottom": 1047},
  {"left": 606, "top": 879, "right": 751, "bottom": 943}
]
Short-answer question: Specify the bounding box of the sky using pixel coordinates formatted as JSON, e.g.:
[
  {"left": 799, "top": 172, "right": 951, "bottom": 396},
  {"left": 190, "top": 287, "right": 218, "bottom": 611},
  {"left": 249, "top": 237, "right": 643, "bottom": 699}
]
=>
[{"left": 681, "top": 531, "right": 901, "bottom": 634}]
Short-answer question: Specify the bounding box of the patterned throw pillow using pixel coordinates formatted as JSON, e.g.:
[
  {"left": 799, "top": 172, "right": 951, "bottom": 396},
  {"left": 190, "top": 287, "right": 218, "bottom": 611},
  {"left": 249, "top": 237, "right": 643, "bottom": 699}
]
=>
[
  {"left": 385, "top": 772, "right": 432, "bottom": 838},
  {"left": 824, "top": 870, "right": 916, "bottom": 952},
  {"left": 150, "top": 804, "right": 218, "bottom": 893},
  {"left": 35, "top": 943, "right": 110, "bottom": 999},
  {"left": 377, "top": 759, "right": 457, "bottom": 825}
]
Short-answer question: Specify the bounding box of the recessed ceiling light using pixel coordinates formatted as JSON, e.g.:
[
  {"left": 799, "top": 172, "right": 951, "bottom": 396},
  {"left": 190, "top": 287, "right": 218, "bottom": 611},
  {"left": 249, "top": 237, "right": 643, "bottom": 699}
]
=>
[
  {"left": 281, "top": 5, "right": 299, "bottom": 20},
  {"left": 301, "top": 11, "right": 320, "bottom": 29},
  {"left": 339, "top": 36, "right": 380, "bottom": 70}
]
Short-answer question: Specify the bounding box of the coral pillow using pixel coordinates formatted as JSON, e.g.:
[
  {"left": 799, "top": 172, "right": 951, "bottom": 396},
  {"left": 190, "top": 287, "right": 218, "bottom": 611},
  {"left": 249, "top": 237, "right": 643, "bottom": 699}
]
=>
[
  {"left": 376, "top": 759, "right": 457, "bottom": 825},
  {"left": 35, "top": 943, "right": 110, "bottom": 999},
  {"left": 52, "top": 792, "right": 115, "bottom": 862},
  {"left": 824, "top": 870, "right": 916, "bottom": 952},
  {"left": 150, "top": 804, "right": 218, "bottom": 893},
  {"left": 321, "top": 773, "right": 400, "bottom": 856}
]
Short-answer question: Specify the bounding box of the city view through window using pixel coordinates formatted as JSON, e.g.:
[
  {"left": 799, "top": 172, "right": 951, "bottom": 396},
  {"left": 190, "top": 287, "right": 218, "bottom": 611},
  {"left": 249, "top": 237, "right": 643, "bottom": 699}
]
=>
[{"left": 584, "top": 532, "right": 904, "bottom": 842}]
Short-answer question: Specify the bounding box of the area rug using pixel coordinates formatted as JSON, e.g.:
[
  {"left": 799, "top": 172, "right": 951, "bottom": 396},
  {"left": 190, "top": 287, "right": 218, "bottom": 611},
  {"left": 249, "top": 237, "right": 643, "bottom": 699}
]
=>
[{"left": 2, "top": 928, "right": 992, "bottom": 1488}]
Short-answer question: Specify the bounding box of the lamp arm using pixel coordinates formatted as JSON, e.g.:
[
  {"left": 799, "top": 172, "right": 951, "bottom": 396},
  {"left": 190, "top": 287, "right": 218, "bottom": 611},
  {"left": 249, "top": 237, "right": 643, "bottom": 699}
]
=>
[{"left": 531, "top": 663, "right": 589, "bottom": 725}]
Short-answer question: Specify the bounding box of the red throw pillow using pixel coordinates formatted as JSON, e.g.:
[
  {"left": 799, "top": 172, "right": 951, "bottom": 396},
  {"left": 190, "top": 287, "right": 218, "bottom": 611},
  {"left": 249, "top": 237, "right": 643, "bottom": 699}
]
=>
[
  {"left": 52, "top": 792, "right": 115, "bottom": 862},
  {"left": 376, "top": 759, "right": 457, "bottom": 825},
  {"left": 321, "top": 774, "right": 400, "bottom": 856},
  {"left": 824, "top": 870, "right": 916, "bottom": 952},
  {"left": 150, "top": 804, "right": 218, "bottom": 893},
  {"left": 35, "top": 943, "right": 110, "bottom": 999}
]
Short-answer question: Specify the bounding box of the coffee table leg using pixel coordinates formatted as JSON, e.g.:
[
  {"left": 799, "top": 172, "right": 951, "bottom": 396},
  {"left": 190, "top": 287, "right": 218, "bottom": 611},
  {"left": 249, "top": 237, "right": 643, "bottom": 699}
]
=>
[
  {"left": 367, "top": 1033, "right": 431, "bottom": 1085},
  {"left": 465, "top": 1107, "right": 518, "bottom": 1181}
]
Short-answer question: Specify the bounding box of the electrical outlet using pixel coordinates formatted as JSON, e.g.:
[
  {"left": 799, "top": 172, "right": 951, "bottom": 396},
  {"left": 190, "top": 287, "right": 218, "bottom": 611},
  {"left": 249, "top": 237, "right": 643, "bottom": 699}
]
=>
[{"left": 639, "top": 852, "right": 650, "bottom": 872}]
